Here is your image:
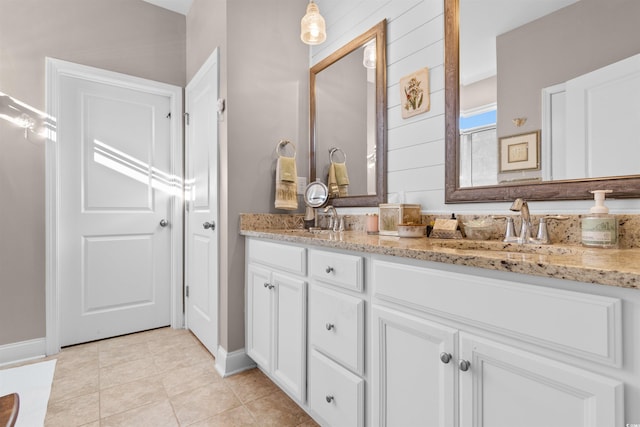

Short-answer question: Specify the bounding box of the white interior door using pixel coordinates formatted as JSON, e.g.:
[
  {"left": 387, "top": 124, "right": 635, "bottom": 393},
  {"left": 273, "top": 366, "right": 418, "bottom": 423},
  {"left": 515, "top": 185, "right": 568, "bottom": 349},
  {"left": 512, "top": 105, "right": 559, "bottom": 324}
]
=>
[
  {"left": 51, "top": 60, "right": 182, "bottom": 347},
  {"left": 564, "top": 52, "right": 640, "bottom": 179},
  {"left": 185, "top": 49, "right": 219, "bottom": 357}
]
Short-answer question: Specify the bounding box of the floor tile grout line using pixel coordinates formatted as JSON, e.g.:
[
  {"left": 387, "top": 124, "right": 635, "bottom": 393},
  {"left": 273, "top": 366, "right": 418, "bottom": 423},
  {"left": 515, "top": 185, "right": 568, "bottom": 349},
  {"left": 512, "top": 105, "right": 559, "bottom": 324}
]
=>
[{"left": 43, "top": 327, "right": 319, "bottom": 426}]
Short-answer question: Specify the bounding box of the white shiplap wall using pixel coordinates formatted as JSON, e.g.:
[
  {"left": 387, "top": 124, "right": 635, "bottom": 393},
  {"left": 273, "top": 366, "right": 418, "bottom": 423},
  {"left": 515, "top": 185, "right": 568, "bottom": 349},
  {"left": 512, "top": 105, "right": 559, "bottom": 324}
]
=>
[{"left": 313, "top": 0, "right": 640, "bottom": 214}]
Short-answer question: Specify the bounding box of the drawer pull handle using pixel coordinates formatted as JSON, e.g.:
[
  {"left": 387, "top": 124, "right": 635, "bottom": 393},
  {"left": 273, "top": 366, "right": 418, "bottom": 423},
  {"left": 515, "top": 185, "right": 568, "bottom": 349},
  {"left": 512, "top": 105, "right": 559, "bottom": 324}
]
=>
[
  {"left": 440, "top": 352, "right": 452, "bottom": 364},
  {"left": 325, "top": 323, "right": 335, "bottom": 331},
  {"left": 458, "top": 359, "right": 471, "bottom": 372},
  {"left": 325, "top": 266, "right": 334, "bottom": 274},
  {"left": 326, "top": 395, "right": 334, "bottom": 403},
  {"left": 263, "top": 282, "right": 274, "bottom": 290}
]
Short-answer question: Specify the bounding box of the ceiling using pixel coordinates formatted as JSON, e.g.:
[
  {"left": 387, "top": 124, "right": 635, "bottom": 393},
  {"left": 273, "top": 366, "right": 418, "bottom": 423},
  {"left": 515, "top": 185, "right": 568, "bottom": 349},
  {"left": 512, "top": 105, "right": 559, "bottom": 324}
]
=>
[{"left": 142, "top": 0, "right": 193, "bottom": 15}]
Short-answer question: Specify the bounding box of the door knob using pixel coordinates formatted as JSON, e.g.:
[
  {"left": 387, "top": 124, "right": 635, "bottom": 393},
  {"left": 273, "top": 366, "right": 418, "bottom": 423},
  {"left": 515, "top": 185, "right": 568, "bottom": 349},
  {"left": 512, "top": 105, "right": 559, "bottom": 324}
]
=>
[
  {"left": 203, "top": 221, "right": 216, "bottom": 230},
  {"left": 458, "top": 359, "right": 471, "bottom": 372},
  {"left": 159, "top": 219, "right": 168, "bottom": 227},
  {"left": 440, "top": 352, "right": 452, "bottom": 364}
]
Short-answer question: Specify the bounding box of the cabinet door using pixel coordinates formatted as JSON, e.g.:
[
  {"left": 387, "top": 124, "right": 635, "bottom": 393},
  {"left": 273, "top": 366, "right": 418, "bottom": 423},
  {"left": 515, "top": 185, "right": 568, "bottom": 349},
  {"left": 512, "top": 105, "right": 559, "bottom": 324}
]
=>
[
  {"left": 459, "top": 333, "right": 623, "bottom": 427},
  {"left": 246, "top": 264, "right": 273, "bottom": 370},
  {"left": 371, "top": 306, "right": 457, "bottom": 427},
  {"left": 272, "top": 272, "right": 307, "bottom": 402}
]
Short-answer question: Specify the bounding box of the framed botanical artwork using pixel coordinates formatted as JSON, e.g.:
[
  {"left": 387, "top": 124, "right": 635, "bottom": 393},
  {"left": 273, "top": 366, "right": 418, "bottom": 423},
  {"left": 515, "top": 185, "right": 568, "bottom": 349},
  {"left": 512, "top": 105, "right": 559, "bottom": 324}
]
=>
[
  {"left": 400, "top": 67, "right": 430, "bottom": 119},
  {"left": 499, "top": 131, "right": 541, "bottom": 172}
]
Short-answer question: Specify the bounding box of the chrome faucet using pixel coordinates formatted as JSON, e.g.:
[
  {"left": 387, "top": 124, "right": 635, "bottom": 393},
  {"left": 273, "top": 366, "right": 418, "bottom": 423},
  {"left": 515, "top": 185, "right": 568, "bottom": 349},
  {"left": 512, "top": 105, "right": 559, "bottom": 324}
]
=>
[
  {"left": 509, "top": 198, "right": 533, "bottom": 244},
  {"left": 323, "top": 205, "right": 340, "bottom": 232}
]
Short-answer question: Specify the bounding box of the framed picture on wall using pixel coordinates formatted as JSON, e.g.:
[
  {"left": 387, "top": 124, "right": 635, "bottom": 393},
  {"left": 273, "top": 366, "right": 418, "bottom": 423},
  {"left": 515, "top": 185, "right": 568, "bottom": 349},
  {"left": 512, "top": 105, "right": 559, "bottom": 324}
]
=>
[
  {"left": 400, "top": 67, "right": 430, "bottom": 119},
  {"left": 499, "top": 131, "right": 540, "bottom": 172}
]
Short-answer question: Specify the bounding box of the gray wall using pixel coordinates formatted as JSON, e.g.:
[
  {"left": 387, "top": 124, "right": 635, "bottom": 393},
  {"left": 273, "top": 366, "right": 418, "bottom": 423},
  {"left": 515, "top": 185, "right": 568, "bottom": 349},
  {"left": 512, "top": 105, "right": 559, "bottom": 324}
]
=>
[
  {"left": 497, "top": 0, "right": 640, "bottom": 139},
  {"left": 187, "top": 0, "right": 308, "bottom": 353},
  {"left": 0, "top": 0, "right": 185, "bottom": 347}
]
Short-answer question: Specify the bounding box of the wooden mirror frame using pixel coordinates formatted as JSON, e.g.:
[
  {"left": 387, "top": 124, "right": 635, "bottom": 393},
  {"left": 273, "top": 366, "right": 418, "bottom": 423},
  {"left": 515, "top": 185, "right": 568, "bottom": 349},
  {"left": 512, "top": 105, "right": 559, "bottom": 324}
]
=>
[
  {"left": 444, "top": 0, "right": 640, "bottom": 203},
  {"left": 310, "top": 20, "right": 387, "bottom": 207}
]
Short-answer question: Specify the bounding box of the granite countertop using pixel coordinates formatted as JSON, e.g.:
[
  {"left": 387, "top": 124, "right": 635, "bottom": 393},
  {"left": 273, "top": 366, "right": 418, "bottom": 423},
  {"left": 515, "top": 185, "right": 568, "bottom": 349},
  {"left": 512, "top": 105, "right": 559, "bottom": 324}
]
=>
[{"left": 240, "top": 228, "right": 640, "bottom": 290}]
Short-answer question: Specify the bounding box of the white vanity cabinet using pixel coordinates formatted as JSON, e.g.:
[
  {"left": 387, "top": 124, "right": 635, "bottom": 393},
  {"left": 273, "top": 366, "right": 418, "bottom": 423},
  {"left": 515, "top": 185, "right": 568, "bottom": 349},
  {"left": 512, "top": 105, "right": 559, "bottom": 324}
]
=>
[
  {"left": 243, "top": 235, "right": 635, "bottom": 426},
  {"left": 307, "top": 249, "right": 366, "bottom": 427},
  {"left": 371, "top": 258, "right": 624, "bottom": 427},
  {"left": 246, "top": 239, "right": 307, "bottom": 402}
]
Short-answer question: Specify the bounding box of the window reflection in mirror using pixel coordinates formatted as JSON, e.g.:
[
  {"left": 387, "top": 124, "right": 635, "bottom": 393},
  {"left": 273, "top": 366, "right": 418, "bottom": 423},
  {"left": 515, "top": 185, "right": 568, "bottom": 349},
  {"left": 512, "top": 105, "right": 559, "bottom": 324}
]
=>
[
  {"left": 445, "top": 0, "right": 640, "bottom": 202},
  {"left": 457, "top": 0, "right": 640, "bottom": 188}
]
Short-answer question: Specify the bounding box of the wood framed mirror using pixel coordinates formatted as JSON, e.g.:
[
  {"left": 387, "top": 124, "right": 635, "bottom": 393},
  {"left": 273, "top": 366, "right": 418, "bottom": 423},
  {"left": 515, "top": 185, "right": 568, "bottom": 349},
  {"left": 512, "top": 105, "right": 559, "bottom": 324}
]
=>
[
  {"left": 445, "top": 0, "right": 640, "bottom": 203},
  {"left": 310, "top": 20, "right": 387, "bottom": 207}
]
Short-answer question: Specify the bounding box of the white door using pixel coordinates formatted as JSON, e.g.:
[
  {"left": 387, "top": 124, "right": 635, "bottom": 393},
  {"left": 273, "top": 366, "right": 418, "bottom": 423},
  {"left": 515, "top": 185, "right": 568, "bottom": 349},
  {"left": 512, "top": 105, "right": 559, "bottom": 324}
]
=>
[
  {"left": 371, "top": 306, "right": 457, "bottom": 427},
  {"left": 55, "top": 63, "right": 182, "bottom": 347},
  {"left": 459, "top": 333, "right": 623, "bottom": 427},
  {"left": 246, "top": 264, "right": 273, "bottom": 370},
  {"left": 272, "top": 272, "right": 307, "bottom": 402},
  {"left": 564, "top": 52, "right": 640, "bottom": 179},
  {"left": 185, "top": 49, "right": 219, "bottom": 356}
]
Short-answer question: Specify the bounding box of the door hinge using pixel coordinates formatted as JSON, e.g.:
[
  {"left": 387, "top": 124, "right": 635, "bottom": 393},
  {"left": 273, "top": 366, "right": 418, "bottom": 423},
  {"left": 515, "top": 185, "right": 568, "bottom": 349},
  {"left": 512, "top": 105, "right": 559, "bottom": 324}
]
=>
[
  {"left": 184, "top": 112, "right": 190, "bottom": 125},
  {"left": 186, "top": 286, "right": 189, "bottom": 298}
]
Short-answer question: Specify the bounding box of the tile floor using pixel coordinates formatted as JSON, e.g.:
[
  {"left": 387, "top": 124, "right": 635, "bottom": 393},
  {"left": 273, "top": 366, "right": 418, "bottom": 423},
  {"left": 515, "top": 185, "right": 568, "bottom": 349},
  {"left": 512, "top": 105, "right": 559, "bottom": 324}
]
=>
[{"left": 4, "top": 327, "right": 319, "bottom": 426}]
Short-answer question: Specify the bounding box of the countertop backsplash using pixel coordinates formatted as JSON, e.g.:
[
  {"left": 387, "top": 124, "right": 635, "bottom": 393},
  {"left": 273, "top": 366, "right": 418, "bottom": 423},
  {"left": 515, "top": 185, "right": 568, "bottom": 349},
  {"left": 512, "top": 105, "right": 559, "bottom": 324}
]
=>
[{"left": 240, "top": 212, "right": 640, "bottom": 249}]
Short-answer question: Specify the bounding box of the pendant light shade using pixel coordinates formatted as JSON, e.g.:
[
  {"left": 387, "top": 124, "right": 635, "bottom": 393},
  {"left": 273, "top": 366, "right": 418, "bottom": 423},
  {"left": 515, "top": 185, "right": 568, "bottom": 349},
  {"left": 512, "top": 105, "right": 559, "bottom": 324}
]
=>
[
  {"left": 363, "top": 42, "right": 377, "bottom": 69},
  {"left": 301, "top": 0, "right": 326, "bottom": 45}
]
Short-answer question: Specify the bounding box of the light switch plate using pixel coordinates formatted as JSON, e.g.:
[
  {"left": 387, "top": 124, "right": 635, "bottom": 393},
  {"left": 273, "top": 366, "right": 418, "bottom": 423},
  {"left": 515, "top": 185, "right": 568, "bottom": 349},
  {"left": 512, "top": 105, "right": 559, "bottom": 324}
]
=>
[{"left": 297, "top": 176, "right": 307, "bottom": 195}]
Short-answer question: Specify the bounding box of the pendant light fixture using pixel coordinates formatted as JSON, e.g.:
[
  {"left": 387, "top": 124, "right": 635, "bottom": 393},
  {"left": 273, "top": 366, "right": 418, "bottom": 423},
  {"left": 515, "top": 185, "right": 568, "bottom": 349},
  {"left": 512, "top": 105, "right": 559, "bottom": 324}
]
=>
[
  {"left": 362, "top": 41, "right": 377, "bottom": 69},
  {"left": 300, "top": 0, "right": 326, "bottom": 45}
]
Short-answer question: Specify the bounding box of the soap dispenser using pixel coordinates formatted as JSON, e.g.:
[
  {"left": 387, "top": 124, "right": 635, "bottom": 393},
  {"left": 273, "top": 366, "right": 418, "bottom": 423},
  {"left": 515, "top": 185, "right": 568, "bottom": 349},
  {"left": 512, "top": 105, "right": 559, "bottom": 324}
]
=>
[{"left": 581, "top": 190, "right": 618, "bottom": 248}]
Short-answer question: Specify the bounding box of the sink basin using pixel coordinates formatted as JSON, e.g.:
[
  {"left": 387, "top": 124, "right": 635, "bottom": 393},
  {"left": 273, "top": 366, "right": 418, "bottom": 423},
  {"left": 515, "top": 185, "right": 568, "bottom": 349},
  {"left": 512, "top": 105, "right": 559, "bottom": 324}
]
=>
[{"left": 428, "top": 239, "right": 585, "bottom": 256}]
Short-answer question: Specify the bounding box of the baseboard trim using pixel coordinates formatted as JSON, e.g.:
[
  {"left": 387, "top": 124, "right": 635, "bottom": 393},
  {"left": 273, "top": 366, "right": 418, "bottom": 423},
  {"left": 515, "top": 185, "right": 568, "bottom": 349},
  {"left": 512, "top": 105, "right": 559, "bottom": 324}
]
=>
[
  {"left": 0, "top": 338, "right": 46, "bottom": 367},
  {"left": 214, "top": 346, "right": 256, "bottom": 378}
]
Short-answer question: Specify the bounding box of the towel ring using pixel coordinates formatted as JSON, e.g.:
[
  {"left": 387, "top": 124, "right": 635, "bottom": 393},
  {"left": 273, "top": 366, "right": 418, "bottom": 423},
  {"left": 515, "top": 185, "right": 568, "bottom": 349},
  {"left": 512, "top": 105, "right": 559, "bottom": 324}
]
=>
[
  {"left": 276, "top": 140, "right": 296, "bottom": 157},
  {"left": 329, "top": 147, "right": 346, "bottom": 163}
]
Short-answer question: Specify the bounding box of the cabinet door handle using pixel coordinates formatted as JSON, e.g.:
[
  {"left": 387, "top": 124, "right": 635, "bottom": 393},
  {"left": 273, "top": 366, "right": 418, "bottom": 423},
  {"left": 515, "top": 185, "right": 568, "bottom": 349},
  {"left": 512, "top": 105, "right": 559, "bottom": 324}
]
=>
[
  {"left": 325, "top": 395, "right": 334, "bottom": 403},
  {"left": 440, "top": 352, "right": 452, "bottom": 364},
  {"left": 458, "top": 359, "right": 471, "bottom": 372},
  {"left": 263, "top": 282, "right": 274, "bottom": 290},
  {"left": 325, "top": 266, "right": 334, "bottom": 274},
  {"left": 326, "top": 323, "right": 335, "bottom": 331}
]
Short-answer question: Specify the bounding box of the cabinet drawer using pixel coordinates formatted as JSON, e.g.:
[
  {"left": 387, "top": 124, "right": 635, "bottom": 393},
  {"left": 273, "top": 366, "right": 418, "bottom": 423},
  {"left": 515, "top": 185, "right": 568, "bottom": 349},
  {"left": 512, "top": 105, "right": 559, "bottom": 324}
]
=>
[
  {"left": 247, "top": 239, "right": 306, "bottom": 275},
  {"left": 372, "top": 259, "right": 622, "bottom": 367},
  {"left": 309, "top": 284, "right": 365, "bottom": 374},
  {"left": 309, "top": 350, "right": 364, "bottom": 427},
  {"left": 309, "top": 249, "right": 363, "bottom": 291}
]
